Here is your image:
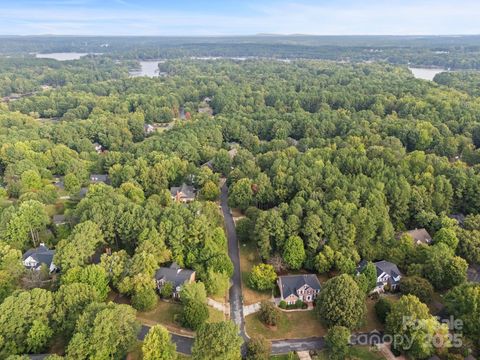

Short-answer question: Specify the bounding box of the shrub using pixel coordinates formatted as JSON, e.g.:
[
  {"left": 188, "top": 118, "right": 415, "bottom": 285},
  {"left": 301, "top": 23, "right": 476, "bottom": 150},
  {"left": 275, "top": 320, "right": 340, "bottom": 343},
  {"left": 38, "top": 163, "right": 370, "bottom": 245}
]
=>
[
  {"left": 279, "top": 300, "right": 287, "bottom": 309},
  {"left": 399, "top": 276, "right": 434, "bottom": 304},
  {"left": 295, "top": 299, "right": 304, "bottom": 309},
  {"left": 375, "top": 297, "right": 392, "bottom": 324},
  {"left": 259, "top": 301, "right": 279, "bottom": 326},
  {"left": 159, "top": 282, "right": 173, "bottom": 299}
]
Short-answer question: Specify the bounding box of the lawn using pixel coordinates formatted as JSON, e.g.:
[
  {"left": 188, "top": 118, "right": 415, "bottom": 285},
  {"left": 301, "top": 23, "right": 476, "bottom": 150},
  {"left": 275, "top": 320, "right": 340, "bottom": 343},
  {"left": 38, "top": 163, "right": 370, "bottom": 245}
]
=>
[
  {"left": 245, "top": 309, "right": 327, "bottom": 340},
  {"left": 270, "top": 354, "right": 299, "bottom": 360},
  {"left": 240, "top": 242, "right": 273, "bottom": 305},
  {"left": 137, "top": 299, "right": 225, "bottom": 335}
]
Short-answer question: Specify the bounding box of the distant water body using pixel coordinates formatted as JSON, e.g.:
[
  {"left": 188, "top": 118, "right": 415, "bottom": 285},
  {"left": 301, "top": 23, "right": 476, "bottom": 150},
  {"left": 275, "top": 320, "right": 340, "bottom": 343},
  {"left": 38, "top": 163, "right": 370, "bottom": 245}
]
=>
[
  {"left": 409, "top": 67, "right": 445, "bottom": 81},
  {"left": 130, "top": 61, "right": 162, "bottom": 77},
  {"left": 36, "top": 52, "right": 90, "bottom": 61}
]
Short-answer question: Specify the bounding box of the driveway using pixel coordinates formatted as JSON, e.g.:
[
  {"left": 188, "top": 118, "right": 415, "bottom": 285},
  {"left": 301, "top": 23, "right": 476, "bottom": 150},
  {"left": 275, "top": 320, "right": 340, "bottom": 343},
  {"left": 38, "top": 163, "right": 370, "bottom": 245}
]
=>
[
  {"left": 271, "top": 337, "right": 325, "bottom": 354},
  {"left": 139, "top": 325, "right": 194, "bottom": 355},
  {"left": 220, "top": 182, "right": 247, "bottom": 341}
]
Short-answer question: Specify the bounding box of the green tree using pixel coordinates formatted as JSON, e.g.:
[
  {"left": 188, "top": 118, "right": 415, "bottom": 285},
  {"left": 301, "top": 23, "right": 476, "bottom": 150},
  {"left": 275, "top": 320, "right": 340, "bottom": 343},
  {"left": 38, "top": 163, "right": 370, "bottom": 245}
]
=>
[
  {"left": 386, "top": 295, "right": 450, "bottom": 358},
  {"left": 181, "top": 281, "right": 207, "bottom": 304},
  {"left": 360, "top": 261, "right": 377, "bottom": 293},
  {"left": 399, "top": 276, "right": 434, "bottom": 304},
  {"left": 316, "top": 274, "right": 366, "bottom": 330},
  {"left": 62, "top": 265, "right": 110, "bottom": 301},
  {"left": 5, "top": 200, "right": 49, "bottom": 249},
  {"left": 54, "top": 220, "right": 104, "bottom": 272},
  {"left": 64, "top": 173, "right": 81, "bottom": 195},
  {"left": 282, "top": 235, "right": 305, "bottom": 270},
  {"left": 374, "top": 298, "right": 392, "bottom": 324},
  {"left": 192, "top": 321, "right": 242, "bottom": 360},
  {"left": 160, "top": 281, "right": 174, "bottom": 298},
  {"left": 445, "top": 283, "right": 480, "bottom": 339},
  {"left": 67, "top": 303, "right": 140, "bottom": 360},
  {"left": 434, "top": 227, "right": 459, "bottom": 250},
  {"left": 53, "top": 283, "right": 99, "bottom": 336},
  {"left": 248, "top": 263, "right": 277, "bottom": 291},
  {"left": 200, "top": 180, "right": 220, "bottom": 201},
  {"left": 246, "top": 335, "right": 270, "bottom": 360},
  {"left": 205, "top": 270, "right": 230, "bottom": 297},
  {"left": 258, "top": 301, "right": 279, "bottom": 326},
  {"left": 142, "top": 325, "right": 177, "bottom": 360},
  {"left": 325, "top": 326, "right": 351, "bottom": 360},
  {"left": 182, "top": 299, "right": 209, "bottom": 330},
  {"left": 228, "top": 178, "right": 253, "bottom": 211},
  {"left": 0, "top": 288, "right": 55, "bottom": 357}
]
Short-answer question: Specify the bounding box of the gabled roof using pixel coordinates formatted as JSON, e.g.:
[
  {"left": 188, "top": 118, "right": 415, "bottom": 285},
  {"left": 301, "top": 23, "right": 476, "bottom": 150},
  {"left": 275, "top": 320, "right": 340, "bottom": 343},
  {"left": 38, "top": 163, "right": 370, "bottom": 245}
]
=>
[
  {"left": 90, "top": 174, "right": 108, "bottom": 183},
  {"left": 357, "top": 260, "right": 402, "bottom": 286},
  {"left": 53, "top": 214, "right": 66, "bottom": 225},
  {"left": 22, "top": 244, "right": 55, "bottom": 270},
  {"left": 278, "top": 274, "right": 321, "bottom": 298},
  {"left": 405, "top": 228, "right": 432, "bottom": 245},
  {"left": 170, "top": 183, "right": 196, "bottom": 199},
  {"left": 154, "top": 263, "right": 195, "bottom": 289}
]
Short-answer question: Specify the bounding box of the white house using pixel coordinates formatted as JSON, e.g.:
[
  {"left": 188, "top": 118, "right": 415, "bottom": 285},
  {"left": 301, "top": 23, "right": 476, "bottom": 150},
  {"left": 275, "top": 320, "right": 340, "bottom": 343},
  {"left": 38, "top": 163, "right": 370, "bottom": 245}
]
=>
[
  {"left": 277, "top": 274, "right": 322, "bottom": 305},
  {"left": 357, "top": 260, "right": 402, "bottom": 293},
  {"left": 22, "top": 243, "right": 57, "bottom": 273}
]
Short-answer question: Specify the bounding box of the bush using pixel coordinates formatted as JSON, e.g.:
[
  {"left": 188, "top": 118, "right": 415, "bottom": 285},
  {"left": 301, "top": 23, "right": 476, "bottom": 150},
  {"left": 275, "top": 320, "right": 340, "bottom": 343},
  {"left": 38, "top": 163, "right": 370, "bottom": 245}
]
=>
[
  {"left": 295, "top": 299, "right": 304, "bottom": 309},
  {"left": 279, "top": 300, "right": 287, "bottom": 309},
  {"left": 259, "top": 301, "right": 279, "bottom": 326},
  {"left": 182, "top": 299, "right": 209, "bottom": 330},
  {"left": 159, "top": 282, "right": 173, "bottom": 299},
  {"left": 374, "top": 297, "right": 392, "bottom": 324},
  {"left": 399, "top": 276, "right": 434, "bottom": 304},
  {"left": 246, "top": 335, "right": 271, "bottom": 360},
  {"left": 325, "top": 326, "right": 351, "bottom": 360},
  {"left": 132, "top": 288, "right": 158, "bottom": 312}
]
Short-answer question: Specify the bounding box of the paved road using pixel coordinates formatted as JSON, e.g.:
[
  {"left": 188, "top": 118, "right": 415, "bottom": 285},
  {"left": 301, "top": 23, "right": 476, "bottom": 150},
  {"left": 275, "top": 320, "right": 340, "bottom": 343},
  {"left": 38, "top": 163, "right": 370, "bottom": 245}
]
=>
[
  {"left": 271, "top": 337, "right": 325, "bottom": 354},
  {"left": 220, "top": 182, "right": 247, "bottom": 341},
  {"left": 139, "top": 325, "right": 194, "bottom": 355}
]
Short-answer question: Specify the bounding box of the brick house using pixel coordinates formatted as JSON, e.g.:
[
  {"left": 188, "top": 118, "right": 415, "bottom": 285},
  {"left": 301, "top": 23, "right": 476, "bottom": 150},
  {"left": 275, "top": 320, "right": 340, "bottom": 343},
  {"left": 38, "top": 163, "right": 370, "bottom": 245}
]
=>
[{"left": 277, "top": 274, "right": 322, "bottom": 305}]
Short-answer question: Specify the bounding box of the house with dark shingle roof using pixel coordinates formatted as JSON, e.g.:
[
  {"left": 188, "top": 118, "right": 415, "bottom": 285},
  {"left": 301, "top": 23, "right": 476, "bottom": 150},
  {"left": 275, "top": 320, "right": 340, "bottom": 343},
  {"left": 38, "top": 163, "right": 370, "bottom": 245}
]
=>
[
  {"left": 90, "top": 174, "right": 109, "bottom": 184},
  {"left": 53, "top": 214, "right": 66, "bottom": 226},
  {"left": 154, "top": 263, "right": 196, "bottom": 299},
  {"left": 170, "top": 183, "right": 196, "bottom": 203},
  {"left": 404, "top": 228, "right": 432, "bottom": 245},
  {"left": 277, "top": 274, "right": 321, "bottom": 305},
  {"left": 357, "top": 260, "right": 402, "bottom": 293},
  {"left": 22, "top": 243, "right": 57, "bottom": 273}
]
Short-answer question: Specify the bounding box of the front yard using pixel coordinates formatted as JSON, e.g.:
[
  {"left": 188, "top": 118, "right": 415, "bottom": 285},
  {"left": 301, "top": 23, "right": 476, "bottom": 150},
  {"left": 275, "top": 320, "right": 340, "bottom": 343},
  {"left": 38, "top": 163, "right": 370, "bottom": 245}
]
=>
[
  {"left": 312, "top": 346, "right": 386, "bottom": 360},
  {"left": 240, "top": 242, "right": 274, "bottom": 305},
  {"left": 245, "top": 309, "right": 327, "bottom": 340},
  {"left": 136, "top": 299, "right": 225, "bottom": 335}
]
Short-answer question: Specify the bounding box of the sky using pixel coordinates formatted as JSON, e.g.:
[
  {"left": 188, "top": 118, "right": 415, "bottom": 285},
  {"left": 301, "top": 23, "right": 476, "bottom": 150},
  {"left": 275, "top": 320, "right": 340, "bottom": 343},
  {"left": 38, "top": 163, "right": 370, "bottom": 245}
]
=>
[{"left": 0, "top": 0, "right": 479, "bottom": 36}]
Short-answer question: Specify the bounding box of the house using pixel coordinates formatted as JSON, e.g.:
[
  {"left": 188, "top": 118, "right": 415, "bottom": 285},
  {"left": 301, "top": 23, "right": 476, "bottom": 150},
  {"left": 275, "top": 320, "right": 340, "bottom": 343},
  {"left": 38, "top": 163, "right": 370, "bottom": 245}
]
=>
[
  {"left": 93, "top": 142, "right": 103, "bottom": 154},
  {"left": 22, "top": 243, "right": 57, "bottom": 273},
  {"left": 170, "top": 183, "right": 196, "bottom": 203},
  {"left": 90, "top": 174, "right": 109, "bottom": 184},
  {"left": 201, "top": 160, "right": 214, "bottom": 170},
  {"left": 357, "top": 260, "right": 402, "bottom": 293},
  {"left": 277, "top": 274, "right": 322, "bottom": 305},
  {"left": 404, "top": 228, "right": 432, "bottom": 245},
  {"left": 154, "top": 263, "right": 196, "bottom": 298},
  {"left": 53, "top": 214, "right": 66, "bottom": 226}
]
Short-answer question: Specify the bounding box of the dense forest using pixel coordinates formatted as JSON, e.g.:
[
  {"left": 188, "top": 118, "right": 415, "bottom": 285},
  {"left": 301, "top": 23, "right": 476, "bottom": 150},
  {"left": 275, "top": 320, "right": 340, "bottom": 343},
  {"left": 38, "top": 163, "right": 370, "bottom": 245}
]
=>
[{"left": 0, "top": 48, "right": 479, "bottom": 359}]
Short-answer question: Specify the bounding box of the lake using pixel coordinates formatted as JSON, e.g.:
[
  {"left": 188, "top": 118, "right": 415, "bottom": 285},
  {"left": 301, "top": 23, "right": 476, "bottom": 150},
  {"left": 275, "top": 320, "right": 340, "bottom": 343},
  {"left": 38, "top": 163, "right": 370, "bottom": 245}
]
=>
[
  {"left": 130, "top": 61, "right": 164, "bottom": 77},
  {"left": 409, "top": 67, "right": 445, "bottom": 81},
  {"left": 35, "top": 52, "right": 89, "bottom": 61}
]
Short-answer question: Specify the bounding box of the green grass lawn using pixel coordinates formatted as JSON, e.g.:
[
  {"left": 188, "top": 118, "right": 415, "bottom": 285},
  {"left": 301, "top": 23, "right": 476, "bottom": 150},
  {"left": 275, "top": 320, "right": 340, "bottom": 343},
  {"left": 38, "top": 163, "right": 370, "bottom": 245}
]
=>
[
  {"left": 137, "top": 299, "right": 225, "bottom": 335},
  {"left": 246, "top": 309, "right": 327, "bottom": 340},
  {"left": 270, "top": 354, "right": 299, "bottom": 360},
  {"left": 239, "top": 242, "right": 273, "bottom": 305}
]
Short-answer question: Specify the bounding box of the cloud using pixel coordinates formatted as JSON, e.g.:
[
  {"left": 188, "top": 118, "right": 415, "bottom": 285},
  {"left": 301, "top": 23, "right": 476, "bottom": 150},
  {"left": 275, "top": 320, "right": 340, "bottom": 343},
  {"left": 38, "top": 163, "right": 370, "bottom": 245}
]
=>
[{"left": 0, "top": 0, "right": 479, "bottom": 35}]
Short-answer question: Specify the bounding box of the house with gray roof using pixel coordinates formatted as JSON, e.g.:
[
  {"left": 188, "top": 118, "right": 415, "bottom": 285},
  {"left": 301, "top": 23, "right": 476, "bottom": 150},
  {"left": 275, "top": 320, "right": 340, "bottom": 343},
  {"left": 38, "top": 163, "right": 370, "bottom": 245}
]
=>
[
  {"left": 404, "top": 228, "right": 432, "bottom": 245},
  {"left": 22, "top": 243, "right": 57, "bottom": 273},
  {"left": 170, "top": 183, "right": 196, "bottom": 203},
  {"left": 277, "top": 274, "right": 322, "bottom": 305},
  {"left": 53, "top": 214, "right": 66, "bottom": 226},
  {"left": 90, "top": 174, "right": 109, "bottom": 184},
  {"left": 154, "top": 263, "right": 196, "bottom": 299},
  {"left": 357, "top": 260, "right": 402, "bottom": 293}
]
